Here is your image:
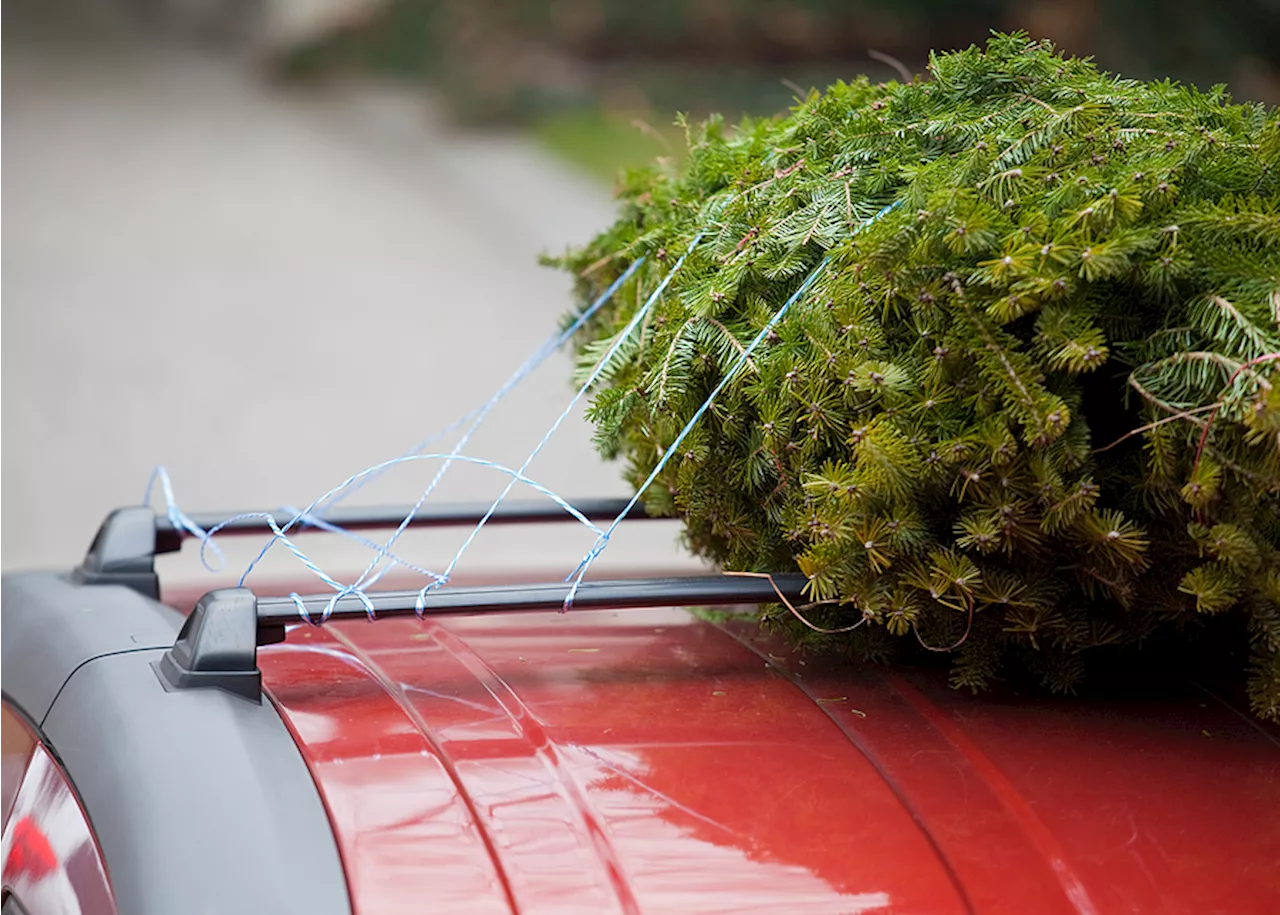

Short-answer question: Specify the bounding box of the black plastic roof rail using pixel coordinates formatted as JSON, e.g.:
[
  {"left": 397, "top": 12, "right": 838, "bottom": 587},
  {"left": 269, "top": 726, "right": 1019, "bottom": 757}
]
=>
[
  {"left": 154, "top": 498, "right": 657, "bottom": 554},
  {"left": 156, "top": 575, "right": 810, "bottom": 700},
  {"left": 256, "top": 574, "right": 809, "bottom": 628},
  {"left": 75, "top": 500, "right": 663, "bottom": 596}
]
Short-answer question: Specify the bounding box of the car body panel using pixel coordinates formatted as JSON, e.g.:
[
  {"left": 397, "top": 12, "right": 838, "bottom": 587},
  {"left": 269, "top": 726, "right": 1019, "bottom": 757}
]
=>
[
  {"left": 1, "top": 573, "right": 185, "bottom": 721},
  {"left": 735, "top": 625, "right": 1280, "bottom": 915},
  {"left": 1, "top": 705, "right": 38, "bottom": 831},
  {"left": 1, "top": 574, "right": 352, "bottom": 915},
  {"left": 2, "top": 705, "right": 116, "bottom": 915},
  {"left": 39, "top": 649, "right": 352, "bottom": 915},
  {"left": 1, "top": 742, "right": 117, "bottom": 915},
  {"left": 259, "top": 603, "right": 1280, "bottom": 915},
  {"left": 260, "top": 609, "right": 969, "bottom": 915}
]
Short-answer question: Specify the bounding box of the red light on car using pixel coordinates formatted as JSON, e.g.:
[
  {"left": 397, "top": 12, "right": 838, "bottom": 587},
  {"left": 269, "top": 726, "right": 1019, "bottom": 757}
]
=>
[
  {"left": 1, "top": 740, "right": 117, "bottom": 915},
  {"left": 6, "top": 816, "right": 59, "bottom": 882}
]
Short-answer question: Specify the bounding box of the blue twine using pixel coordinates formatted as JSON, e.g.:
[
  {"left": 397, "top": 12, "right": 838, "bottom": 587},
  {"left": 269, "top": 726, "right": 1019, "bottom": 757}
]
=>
[
  {"left": 223, "top": 258, "right": 643, "bottom": 597},
  {"left": 217, "top": 453, "right": 603, "bottom": 623},
  {"left": 142, "top": 259, "right": 645, "bottom": 623},
  {"left": 409, "top": 234, "right": 706, "bottom": 613},
  {"left": 562, "top": 258, "right": 830, "bottom": 608},
  {"left": 308, "top": 258, "right": 644, "bottom": 523},
  {"left": 279, "top": 505, "right": 442, "bottom": 582},
  {"left": 146, "top": 196, "right": 899, "bottom": 624},
  {"left": 345, "top": 258, "right": 648, "bottom": 593},
  {"left": 143, "top": 466, "right": 225, "bottom": 571},
  {"left": 145, "top": 469, "right": 437, "bottom": 580},
  {"left": 561, "top": 201, "right": 903, "bottom": 608}
]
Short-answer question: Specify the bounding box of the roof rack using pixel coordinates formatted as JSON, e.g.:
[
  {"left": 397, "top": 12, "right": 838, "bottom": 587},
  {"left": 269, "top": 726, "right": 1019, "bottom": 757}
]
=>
[
  {"left": 76, "top": 499, "right": 659, "bottom": 598},
  {"left": 74, "top": 501, "right": 806, "bottom": 702},
  {"left": 152, "top": 498, "right": 655, "bottom": 553},
  {"left": 156, "top": 574, "right": 807, "bottom": 701}
]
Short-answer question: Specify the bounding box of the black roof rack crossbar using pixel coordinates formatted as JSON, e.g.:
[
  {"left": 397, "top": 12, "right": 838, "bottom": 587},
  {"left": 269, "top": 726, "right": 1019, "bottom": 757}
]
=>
[
  {"left": 255, "top": 574, "right": 808, "bottom": 629},
  {"left": 156, "top": 574, "right": 810, "bottom": 701},
  {"left": 78, "top": 500, "right": 668, "bottom": 599},
  {"left": 154, "top": 498, "right": 657, "bottom": 553}
]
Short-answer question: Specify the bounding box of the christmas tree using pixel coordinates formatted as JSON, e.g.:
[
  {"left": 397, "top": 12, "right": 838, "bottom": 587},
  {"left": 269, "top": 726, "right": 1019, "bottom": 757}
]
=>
[{"left": 552, "top": 35, "right": 1280, "bottom": 718}]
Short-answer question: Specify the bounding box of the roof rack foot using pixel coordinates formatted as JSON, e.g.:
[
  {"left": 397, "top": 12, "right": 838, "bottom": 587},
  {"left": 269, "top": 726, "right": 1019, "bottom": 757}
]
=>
[
  {"left": 73, "top": 506, "right": 164, "bottom": 598},
  {"left": 154, "top": 588, "right": 279, "bottom": 702}
]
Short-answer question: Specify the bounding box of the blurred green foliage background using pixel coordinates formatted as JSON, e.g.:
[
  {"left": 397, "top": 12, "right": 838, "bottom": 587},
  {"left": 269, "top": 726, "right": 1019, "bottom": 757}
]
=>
[{"left": 276, "top": 0, "right": 1280, "bottom": 180}]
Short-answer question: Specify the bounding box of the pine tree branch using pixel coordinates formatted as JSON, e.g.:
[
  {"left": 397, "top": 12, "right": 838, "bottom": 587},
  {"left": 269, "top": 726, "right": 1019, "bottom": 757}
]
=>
[{"left": 558, "top": 34, "right": 1280, "bottom": 718}]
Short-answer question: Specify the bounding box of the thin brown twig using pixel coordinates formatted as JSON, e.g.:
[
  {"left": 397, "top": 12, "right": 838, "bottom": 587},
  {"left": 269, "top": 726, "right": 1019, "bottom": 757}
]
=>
[
  {"left": 780, "top": 77, "right": 808, "bottom": 100},
  {"left": 1015, "top": 93, "right": 1059, "bottom": 114},
  {"left": 1192, "top": 352, "right": 1280, "bottom": 474},
  {"left": 1126, "top": 376, "right": 1210, "bottom": 426},
  {"left": 867, "top": 49, "right": 913, "bottom": 83},
  {"left": 1128, "top": 376, "right": 1273, "bottom": 484},
  {"left": 630, "top": 118, "right": 673, "bottom": 152},
  {"left": 722, "top": 571, "right": 866, "bottom": 633},
  {"left": 913, "top": 591, "right": 975, "bottom": 652},
  {"left": 1150, "top": 350, "right": 1246, "bottom": 377},
  {"left": 1126, "top": 373, "right": 1264, "bottom": 483},
  {"left": 1092, "top": 404, "right": 1219, "bottom": 454},
  {"left": 580, "top": 251, "right": 620, "bottom": 277}
]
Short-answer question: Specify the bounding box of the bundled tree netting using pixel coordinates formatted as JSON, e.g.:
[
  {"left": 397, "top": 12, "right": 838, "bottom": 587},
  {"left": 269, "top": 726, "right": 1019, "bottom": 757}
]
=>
[{"left": 552, "top": 35, "right": 1280, "bottom": 718}]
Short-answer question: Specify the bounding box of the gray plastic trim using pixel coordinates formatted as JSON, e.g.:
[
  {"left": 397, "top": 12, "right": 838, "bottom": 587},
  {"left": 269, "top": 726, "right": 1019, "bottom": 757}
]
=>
[
  {"left": 2, "top": 571, "right": 351, "bottom": 915},
  {"left": 43, "top": 649, "right": 351, "bottom": 915},
  {"left": 71, "top": 506, "right": 163, "bottom": 599},
  {"left": 154, "top": 588, "right": 268, "bottom": 701},
  {"left": 1, "top": 572, "right": 185, "bottom": 721}
]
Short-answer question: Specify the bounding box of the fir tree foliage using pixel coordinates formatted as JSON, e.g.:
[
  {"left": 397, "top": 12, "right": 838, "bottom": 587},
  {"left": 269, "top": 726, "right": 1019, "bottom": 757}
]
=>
[{"left": 552, "top": 35, "right": 1280, "bottom": 718}]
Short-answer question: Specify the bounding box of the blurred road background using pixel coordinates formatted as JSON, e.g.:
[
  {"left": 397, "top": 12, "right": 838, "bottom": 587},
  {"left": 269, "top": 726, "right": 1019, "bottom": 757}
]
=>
[
  {"left": 2, "top": 0, "right": 688, "bottom": 585},
  {"left": 4, "top": 0, "right": 1277, "bottom": 588}
]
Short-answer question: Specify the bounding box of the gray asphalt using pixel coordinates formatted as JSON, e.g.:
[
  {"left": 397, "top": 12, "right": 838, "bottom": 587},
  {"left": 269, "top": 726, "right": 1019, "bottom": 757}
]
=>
[{"left": 2, "top": 17, "right": 698, "bottom": 587}]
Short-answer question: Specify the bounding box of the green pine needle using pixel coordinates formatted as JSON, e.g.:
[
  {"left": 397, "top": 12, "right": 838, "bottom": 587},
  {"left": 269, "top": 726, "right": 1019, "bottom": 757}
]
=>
[{"left": 553, "top": 34, "right": 1280, "bottom": 720}]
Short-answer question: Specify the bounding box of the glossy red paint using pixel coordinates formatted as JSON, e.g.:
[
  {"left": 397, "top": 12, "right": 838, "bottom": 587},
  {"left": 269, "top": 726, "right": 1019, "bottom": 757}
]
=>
[
  {"left": 1, "top": 741, "right": 118, "bottom": 915},
  {"left": 2, "top": 703, "right": 38, "bottom": 830},
  {"left": 261, "top": 608, "right": 962, "bottom": 914},
  {"left": 257, "top": 603, "right": 1280, "bottom": 915},
  {"left": 727, "top": 624, "right": 1280, "bottom": 915},
  {"left": 7, "top": 817, "right": 59, "bottom": 882}
]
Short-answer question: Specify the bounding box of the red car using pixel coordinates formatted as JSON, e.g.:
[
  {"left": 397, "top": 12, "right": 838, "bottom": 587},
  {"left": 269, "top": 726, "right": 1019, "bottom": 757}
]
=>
[{"left": 3, "top": 502, "right": 1278, "bottom": 914}]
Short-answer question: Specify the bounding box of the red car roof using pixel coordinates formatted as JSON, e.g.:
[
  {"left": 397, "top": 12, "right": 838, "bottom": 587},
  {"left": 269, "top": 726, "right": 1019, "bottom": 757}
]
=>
[{"left": 258, "top": 605, "right": 1280, "bottom": 915}]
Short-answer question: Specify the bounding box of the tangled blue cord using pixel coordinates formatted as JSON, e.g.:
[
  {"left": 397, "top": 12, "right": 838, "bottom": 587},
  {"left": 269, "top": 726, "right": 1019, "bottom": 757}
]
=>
[
  {"left": 219, "top": 454, "right": 604, "bottom": 624},
  {"left": 148, "top": 198, "right": 897, "bottom": 624},
  {"left": 146, "top": 258, "right": 645, "bottom": 620},
  {"left": 144, "top": 467, "right": 226, "bottom": 570},
  {"left": 278, "top": 506, "right": 442, "bottom": 582},
  {"left": 409, "top": 233, "right": 706, "bottom": 613},
  {"left": 345, "top": 258, "right": 648, "bottom": 594},
  {"left": 561, "top": 201, "right": 902, "bottom": 608},
  {"left": 562, "top": 257, "right": 830, "bottom": 607},
  {"left": 145, "top": 466, "right": 431, "bottom": 579},
  {"left": 232, "top": 258, "right": 645, "bottom": 595}
]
